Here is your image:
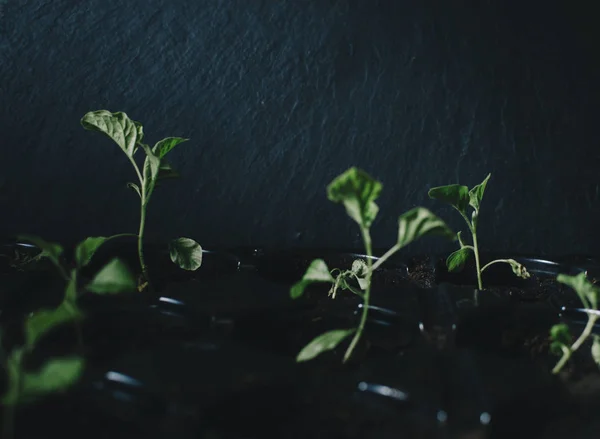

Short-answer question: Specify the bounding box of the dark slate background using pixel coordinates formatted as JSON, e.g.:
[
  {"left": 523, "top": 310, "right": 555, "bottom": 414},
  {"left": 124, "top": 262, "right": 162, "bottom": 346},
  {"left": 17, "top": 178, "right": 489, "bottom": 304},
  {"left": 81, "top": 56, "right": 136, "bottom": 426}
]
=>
[{"left": 1, "top": 0, "right": 599, "bottom": 256}]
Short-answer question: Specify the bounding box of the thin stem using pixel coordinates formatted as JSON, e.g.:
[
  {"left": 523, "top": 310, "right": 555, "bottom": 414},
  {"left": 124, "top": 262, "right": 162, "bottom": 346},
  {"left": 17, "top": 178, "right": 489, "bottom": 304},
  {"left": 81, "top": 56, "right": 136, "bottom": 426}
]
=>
[
  {"left": 552, "top": 315, "right": 599, "bottom": 374},
  {"left": 472, "top": 231, "right": 483, "bottom": 290},
  {"left": 480, "top": 259, "right": 513, "bottom": 273},
  {"left": 343, "top": 227, "right": 373, "bottom": 363},
  {"left": 138, "top": 201, "right": 149, "bottom": 282},
  {"left": 128, "top": 156, "right": 143, "bottom": 185},
  {"left": 371, "top": 243, "right": 401, "bottom": 272}
]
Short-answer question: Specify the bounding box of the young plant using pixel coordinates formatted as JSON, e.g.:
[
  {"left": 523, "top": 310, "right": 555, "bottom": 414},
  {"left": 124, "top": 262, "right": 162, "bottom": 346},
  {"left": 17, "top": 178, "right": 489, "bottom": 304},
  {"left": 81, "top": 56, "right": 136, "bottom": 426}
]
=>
[
  {"left": 428, "top": 173, "right": 530, "bottom": 290},
  {"left": 80, "top": 110, "right": 203, "bottom": 289},
  {"left": 290, "top": 167, "right": 454, "bottom": 363},
  {"left": 550, "top": 272, "right": 600, "bottom": 374},
  {"left": 0, "top": 235, "right": 135, "bottom": 438}
]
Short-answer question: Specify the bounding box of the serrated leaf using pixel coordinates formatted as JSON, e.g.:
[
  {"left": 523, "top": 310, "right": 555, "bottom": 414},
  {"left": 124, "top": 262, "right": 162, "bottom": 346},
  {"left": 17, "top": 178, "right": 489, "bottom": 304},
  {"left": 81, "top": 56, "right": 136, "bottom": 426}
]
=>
[
  {"left": 468, "top": 173, "right": 491, "bottom": 211},
  {"left": 296, "top": 328, "right": 356, "bottom": 362},
  {"left": 428, "top": 184, "right": 470, "bottom": 215},
  {"left": 3, "top": 355, "right": 84, "bottom": 405},
  {"left": 169, "top": 237, "right": 203, "bottom": 271},
  {"left": 75, "top": 236, "right": 108, "bottom": 268},
  {"left": 127, "top": 182, "right": 141, "bottom": 197},
  {"left": 327, "top": 167, "right": 382, "bottom": 229},
  {"left": 557, "top": 272, "right": 599, "bottom": 310},
  {"left": 86, "top": 258, "right": 136, "bottom": 294},
  {"left": 152, "top": 137, "right": 189, "bottom": 159},
  {"left": 396, "top": 207, "right": 455, "bottom": 248},
  {"left": 25, "top": 299, "right": 83, "bottom": 347},
  {"left": 291, "top": 259, "right": 335, "bottom": 299},
  {"left": 81, "top": 110, "right": 143, "bottom": 158},
  {"left": 446, "top": 247, "right": 473, "bottom": 272},
  {"left": 17, "top": 234, "right": 64, "bottom": 270}
]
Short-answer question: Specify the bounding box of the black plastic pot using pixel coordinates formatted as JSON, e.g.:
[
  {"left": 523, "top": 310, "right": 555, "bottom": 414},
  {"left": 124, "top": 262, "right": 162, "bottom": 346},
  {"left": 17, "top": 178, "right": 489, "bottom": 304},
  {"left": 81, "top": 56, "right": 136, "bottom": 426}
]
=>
[{"left": 2, "top": 246, "right": 600, "bottom": 438}]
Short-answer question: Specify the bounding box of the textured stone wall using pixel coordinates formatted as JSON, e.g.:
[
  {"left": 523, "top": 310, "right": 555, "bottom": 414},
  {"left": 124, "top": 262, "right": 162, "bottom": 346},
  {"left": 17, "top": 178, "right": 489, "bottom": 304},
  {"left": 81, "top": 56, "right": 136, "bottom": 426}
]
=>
[{"left": 0, "top": 0, "right": 598, "bottom": 256}]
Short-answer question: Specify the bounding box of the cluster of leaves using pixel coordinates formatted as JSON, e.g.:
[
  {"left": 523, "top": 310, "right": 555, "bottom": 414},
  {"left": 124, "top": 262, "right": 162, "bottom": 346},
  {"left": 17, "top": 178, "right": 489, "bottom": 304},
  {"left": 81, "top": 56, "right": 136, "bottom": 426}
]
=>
[
  {"left": 428, "top": 174, "right": 530, "bottom": 290},
  {"left": 81, "top": 110, "right": 203, "bottom": 289},
  {"left": 550, "top": 272, "right": 600, "bottom": 374},
  {"left": 291, "top": 167, "right": 454, "bottom": 363},
  {"left": 1, "top": 234, "right": 137, "bottom": 437}
]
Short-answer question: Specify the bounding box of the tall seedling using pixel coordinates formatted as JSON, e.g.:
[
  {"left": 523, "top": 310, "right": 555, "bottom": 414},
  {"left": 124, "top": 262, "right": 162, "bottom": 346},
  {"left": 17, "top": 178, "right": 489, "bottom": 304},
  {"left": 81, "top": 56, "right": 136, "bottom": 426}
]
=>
[
  {"left": 81, "top": 111, "right": 203, "bottom": 289},
  {"left": 291, "top": 167, "right": 454, "bottom": 363},
  {"left": 428, "top": 173, "right": 529, "bottom": 290}
]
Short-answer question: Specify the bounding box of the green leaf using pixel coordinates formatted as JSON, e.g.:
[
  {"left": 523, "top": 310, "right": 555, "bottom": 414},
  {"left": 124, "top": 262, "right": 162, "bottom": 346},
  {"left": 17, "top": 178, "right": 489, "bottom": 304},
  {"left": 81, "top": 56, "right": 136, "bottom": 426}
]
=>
[
  {"left": 152, "top": 137, "right": 189, "bottom": 159},
  {"left": 81, "top": 110, "right": 143, "bottom": 158},
  {"left": 169, "top": 237, "right": 203, "bottom": 271},
  {"left": 3, "top": 355, "right": 85, "bottom": 405},
  {"left": 557, "top": 272, "right": 599, "bottom": 310},
  {"left": 127, "top": 182, "right": 141, "bottom": 198},
  {"left": 25, "top": 300, "right": 83, "bottom": 347},
  {"left": 468, "top": 173, "right": 491, "bottom": 211},
  {"left": 17, "top": 234, "right": 64, "bottom": 270},
  {"left": 86, "top": 258, "right": 136, "bottom": 294},
  {"left": 326, "top": 167, "right": 382, "bottom": 229},
  {"left": 428, "top": 184, "right": 470, "bottom": 215},
  {"left": 550, "top": 323, "right": 572, "bottom": 346},
  {"left": 142, "top": 144, "right": 161, "bottom": 200},
  {"left": 446, "top": 247, "right": 473, "bottom": 272},
  {"left": 296, "top": 329, "right": 356, "bottom": 362},
  {"left": 290, "top": 259, "right": 335, "bottom": 299},
  {"left": 396, "top": 207, "right": 455, "bottom": 248},
  {"left": 592, "top": 335, "right": 600, "bottom": 368},
  {"left": 64, "top": 270, "right": 78, "bottom": 302},
  {"left": 506, "top": 259, "right": 531, "bottom": 279},
  {"left": 75, "top": 236, "right": 108, "bottom": 268}
]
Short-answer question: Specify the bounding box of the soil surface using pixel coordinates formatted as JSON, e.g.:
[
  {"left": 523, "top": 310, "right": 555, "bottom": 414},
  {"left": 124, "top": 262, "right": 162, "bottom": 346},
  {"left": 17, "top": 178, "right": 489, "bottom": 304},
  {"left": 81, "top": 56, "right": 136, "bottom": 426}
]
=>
[{"left": 1, "top": 243, "right": 600, "bottom": 438}]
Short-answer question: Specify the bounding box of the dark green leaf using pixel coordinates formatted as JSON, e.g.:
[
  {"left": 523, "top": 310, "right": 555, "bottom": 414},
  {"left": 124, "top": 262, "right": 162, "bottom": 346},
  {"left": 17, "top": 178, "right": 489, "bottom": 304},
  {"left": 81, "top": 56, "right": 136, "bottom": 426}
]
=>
[
  {"left": 468, "top": 173, "right": 491, "bottom": 211},
  {"left": 296, "top": 329, "right": 356, "bottom": 362},
  {"left": 557, "top": 272, "right": 599, "bottom": 310},
  {"left": 446, "top": 247, "right": 473, "bottom": 272},
  {"left": 327, "top": 167, "right": 382, "bottom": 229},
  {"left": 396, "top": 207, "right": 455, "bottom": 248},
  {"left": 2, "top": 355, "right": 85, "bottom": 405},
  {"left": 169, "top": 237, "right": 203, "bottom": 271},
  {"left": 428, "top": 184, "right": 470, "bottom": 215},
  {"left": 86, "top": 258, "right": 136, "bottom": 294},
  {"left": 25, "top": 300, "right": 83, "bottom": 347},
  {"left": 81, "top": 110, "right": 143, "bottom": 158},
  {"left": 291, "top": 259, "right": 335, "bottom": 299},
  {"left": 152, "top": 137, "right": 189, "bottom": 159},
  {"left": 64, "top": 270, "right": 78, "bottom": 302},
  {"left": 142, "top": 145, "right": 161, "bottom": 200},
  {"left": 127, "top": 182, "right": 141, "bottom": 198},
  {"left": 550, "top": 323, "right": 572, "bottom": 346},
  {"left": 17, "top": 234, "right": 64, "bottom": 270},
  {"left": 75, "top": 236, "right": 108, "bottom": 268}
]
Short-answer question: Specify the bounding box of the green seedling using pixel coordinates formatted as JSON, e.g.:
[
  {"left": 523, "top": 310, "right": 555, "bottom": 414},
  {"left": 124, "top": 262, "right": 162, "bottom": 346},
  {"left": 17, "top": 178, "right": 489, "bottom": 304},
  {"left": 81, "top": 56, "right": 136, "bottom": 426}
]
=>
[
  {"left": 428, "top": 173, "right": 530, "bottom": 290},
  {"left": 0, "top": 234, "right": 134, "bottom": 438},
  {"left": 291, "top": 167, "right": 454, "bottom": 363},
  {"left": 17, "top": 234, "right": 137, "bottom": 346},
  {"left": 81, "top": 110, "right": 203, "bottom": 289},
  {"left": 550, "top": 272, "right": 600, "bottom": 374}
]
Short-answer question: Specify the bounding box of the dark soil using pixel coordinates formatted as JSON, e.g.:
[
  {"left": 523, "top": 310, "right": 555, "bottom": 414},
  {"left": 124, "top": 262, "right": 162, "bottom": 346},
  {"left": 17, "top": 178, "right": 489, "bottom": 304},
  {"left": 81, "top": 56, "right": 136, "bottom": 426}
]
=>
[{"left": 1, "top": 243, "right": 600, "bottom": 438}]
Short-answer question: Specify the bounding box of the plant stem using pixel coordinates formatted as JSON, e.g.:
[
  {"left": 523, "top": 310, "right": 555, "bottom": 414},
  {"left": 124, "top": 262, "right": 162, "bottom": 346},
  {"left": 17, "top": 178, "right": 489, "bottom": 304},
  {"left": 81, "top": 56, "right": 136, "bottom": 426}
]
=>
[
  {"left": 371, "top": 243, "right": 401, "bottom": 272},
  {"left": 552, "top": 315, "right": 599, "bottom": 374},
  {"left": 137, "top": 201, "right": 149, "bottom": 283},
  {"left": 343, "top": 227, "right": 373, "bottom": 363},
  {"left": 480, "top": 259, "right": 513, "bottom": 273},
  {"left": 472, "top": 231, "right": 483, "bottom": 290}
]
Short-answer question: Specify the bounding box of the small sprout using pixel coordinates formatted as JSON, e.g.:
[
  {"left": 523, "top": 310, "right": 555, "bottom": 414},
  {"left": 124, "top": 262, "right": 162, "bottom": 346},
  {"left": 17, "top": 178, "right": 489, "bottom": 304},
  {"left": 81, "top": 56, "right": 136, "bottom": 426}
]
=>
[
  {"left": 81, "top": 110, "right": 202, "bottom": 287},
  {"left": 291, "top": 168, "right": 453, "bottom": 363},
  {"left": 428, "top": 174, "right": 528, "bottom": 290},
  {"left": 550, "top": 272, "right": 600, "bottom": 374},
  {"left": 169, "top": 237, "right": 203, "bottom": 271}
]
